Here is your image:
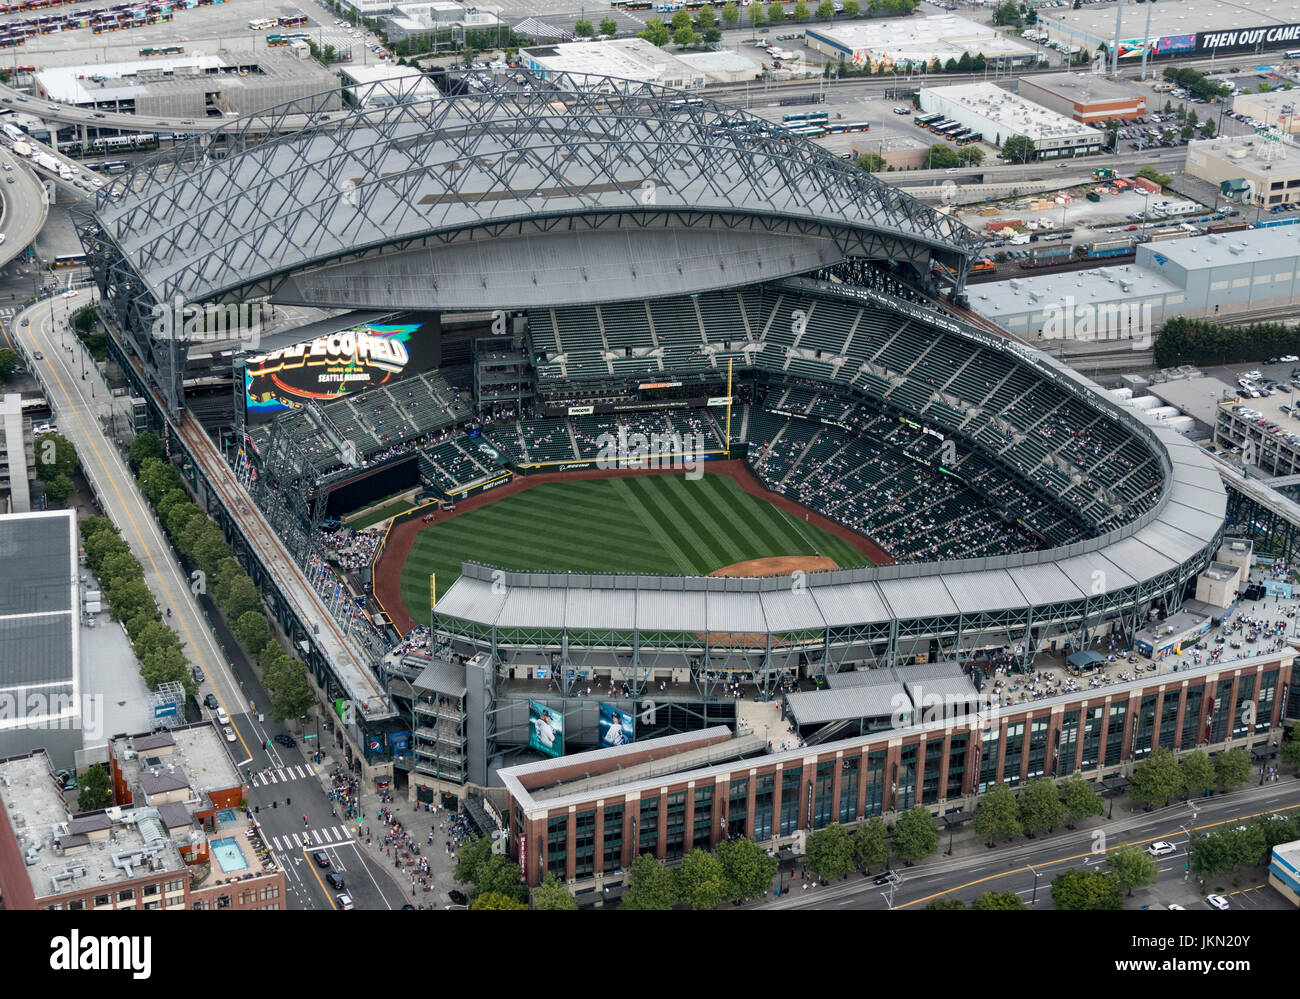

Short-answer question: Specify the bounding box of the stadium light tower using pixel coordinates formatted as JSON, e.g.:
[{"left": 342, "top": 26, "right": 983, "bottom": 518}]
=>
[{"left": 1139, "top": 1, "right": 1155, "bottom": 83}]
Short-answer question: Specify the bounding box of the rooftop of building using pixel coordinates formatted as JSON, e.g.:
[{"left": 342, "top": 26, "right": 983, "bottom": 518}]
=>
[
  {"left": 806, "top": 12, "right": 1038, "bottom": 57},
  {"left": 1188, "top": 136, "right": 1300, "bottom": 175},
  {"left": 1135, "top": 609, "right": 1211, "bottom": 642},
  {"left": 0, "top": 751, "right": 187, "bottom": 900},
  {"left": 1139, "top": 222, "right": 1300, "bottom": 270},
  {"left": 1201, "top": 561, "right": 1241, "bottom": 581},
  {"left": 922, "top": 81, "right": 1102, "bottom": 139},
  {"left": 110, "top": 722, "right": 242, "bottom": 807},
  {"left": 521, "top": 37, "right": 701, "bottom": 82},
  {"left": 0, "top": 509, "right": 78, "bottom": 719},
  {"left": 1144, "top": 375, "right": 1237, "bottom": 428},
  {"left": 676, "top": 49, "right": 762, "bottom": 73},
  {"left": 969, "top": 261, "right": 1181, "bottom": 320},
  {"left": 1039, "top": 0, "right": 1299, "bottom": 40},
  {"left": 1020, "top": 71, "right": 1145, "bottom": 105}
]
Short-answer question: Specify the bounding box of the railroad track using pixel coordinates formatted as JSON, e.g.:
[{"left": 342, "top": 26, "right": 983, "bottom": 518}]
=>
[{"left": 965, "top": 254, "right": 1138, "bottom": 284}]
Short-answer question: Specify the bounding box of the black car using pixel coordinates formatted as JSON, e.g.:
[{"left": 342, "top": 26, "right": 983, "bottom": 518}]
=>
[
  {"left": 873, "top": 871, "right": 896, "bottom": 886},
  {"left": 448, "top": 889, "right": 469, "bottom": 906},
  {"left": 192, "top": 666, "right": 204, "bottom": 683},
  {"left": 314, "top": 851, "right": 330, "bottom": 868},
  {"left": 273, "top": 733, "right": 297, "bottom": 748},
  {"left": 203, "top": 693, "right": 219, "bottom": 710},
  {"left": 326, "top": 871, "right": 345, "bottom": 889}
]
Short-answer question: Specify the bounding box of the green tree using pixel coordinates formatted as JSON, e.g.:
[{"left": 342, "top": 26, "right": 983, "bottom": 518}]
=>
[
  {"left": 1018, "top": 778, "right": 1065, "bottom": 836},
  {"left": 696, "top": 4, "right": 716, "bottom": 29},
  {"left": 715, "top": 837, "right": 778, "bottom": 899},
  {"left": 44, "top": 473, "right": 73, "bottom": 505},
  {"left": 470, "top": 891, "right": 528, "bottom": 910},
  {"left": 855, "top": 152, "right": 886, "bottom": 171},
  {"left": 1280, "top": 731, "right": 1300, "bottom": 770},
  {"left": 926, "top": 143, "right": 960, "bottom": 168},
  {"left": 677, "top": 848, "right": 729, "bottom": 909},
  {"left": 232, "top": 610, "right": 270, "bottom": 656},
  {"left": 138, "top": 641, "right": 189, "bottom": 693},
  {"left": 944, "top": 56, "right": 959, "bottom": 71},
  {"left": 77, "top": 764, "right": 113, "bottom": 812},
  {"left": 792, "top": 0, "right": 810, "bottom": 19},
  {"left": 219, "top": 575, "right": 262, "bottom": 620},
  {"left": 211, "top": 558, "right": 245, "bottom": 607},
  {"left": 721, "top": 0, "right": 739, "bottom": 25},
  {"left": 1136, "top": 164, "right": 1171, "bottom": 187},
  {"left": 574, "top": 17, "right": 594, "bottom": 36},
  {"left": 957, "top": 145, "right": 985, "bottom": 166},
  {"left": 1058, "top": 774, "right": 1104, "bottom": 827},
  {"left": 804, "top": 823, "right": 856, "bottom": 880},
  {"left": 1050, "top": 868, "right": 1123, "bottom": 910},
  {"left": 192, "top": 523, "right": 231, "bottom": 578},
  {"left": 852, "top": 816, "right": 891, "bottom": 872},
  {"left": 1200, "top": 118, "right": 1216, "bottom": 139},
  {"left": 1179, "top": 750, "right": 1216, "bottom": 798},
  {"left": 621, "top": 853, "right": 678, "bottom": 910},
  {"left": 926, "top": 896, "right": 968, "bottom": 909},
  {"left": 970, "top": 890, "right": 1028, "bottom": 910},
  {"left": 992, "top": 0, "right": 1021, "bottom": 26},
  {"left": 767, "top": 1, "right": 785, "bottom": 23},
  {"left": 842, "top": 0, "right": 859, "bottom": 14},
  {"left": 1129, "top": 747, "right": 1184, "bottom": 808},
  {"left": 639, "top": 16, "right": 670, "bottom": 45},
  {"left": 453, "top": 834, "right": 493, "bottom": 886},
  {"left": 1191, "top": 831, "right": 1231, "bottom": 876},
  {"left": 817, "top": 0, "right": 834, "bottom": 15},
  {"left": 673, "top": 24, "right": 696, "bottom": 46},
  {"left": 265, "top": 655, "right": 314, "bottom": 722},
  {"left": 106, "top": 576, "right": 157, "bottom": 624},
  {"left": 748, "top": 2, "right": 765, "bottom": 26},
  {"left": 1001, "top": 135, "right": 1036, "bottom": 164},
  {"left": 1108, "top": 844, "right": 1158, "bottom": 896},
  {"left": 600, "top": 15, "right": 618, "bottom": 34},
  {"left": 973, "top": 784, "right": 1022, "bottom": 845},
  {"left": 892, "top": 805, "right": 939, "bottom": 864},
  {"left": 533, "top": 873, "right": 578, "bottom": 910},
  {"left": 128, "top": 430, "right": 164, "bottom": 471},
  {"left": 0, "top": 347, "right": 19, "bottom": 381},
  {"left": 473, "top": 854, "right": 527, "bottom": 902},
  {"left": 1214, "top": 747, "right": 1251, "bottom": 791},
  {"left": 671, "top": 9, "right": 691, "bottom": 30},
  {"left": 34, "top": 432, "right": 78, "bottom": 482}
]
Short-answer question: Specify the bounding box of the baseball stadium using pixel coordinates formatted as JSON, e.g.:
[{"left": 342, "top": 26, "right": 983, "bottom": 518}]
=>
[{"left": 73, "top": 73, "right": 1227, "bottom": 785}]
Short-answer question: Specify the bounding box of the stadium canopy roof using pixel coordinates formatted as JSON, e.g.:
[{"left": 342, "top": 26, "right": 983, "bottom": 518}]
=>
[{"left": 81, "top": 73, "right": 984, "bottom": 320}]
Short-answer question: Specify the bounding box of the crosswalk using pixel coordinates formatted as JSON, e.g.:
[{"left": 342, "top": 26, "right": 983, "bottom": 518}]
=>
[
  {"left": 0, "top": 307, "right": 14, "bottom": 323},
  {"left": 250, "top": 764, "right": 314, "bottom": 786},
  {"left": 268, "top": 825, "right": 357, "bottom": 852}
]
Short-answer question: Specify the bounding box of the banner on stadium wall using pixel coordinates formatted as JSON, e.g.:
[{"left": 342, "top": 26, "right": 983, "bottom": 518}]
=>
[
  {"left": 441, "top": 470, "right": 514, "bottom": 501},
  {"left": 637, "top": 381, "right": 682, "bottom": 390},
  {"left": 529, "top": 700, "right": 564, "bottom": 758},
  {"left": 598, "top": 702, "right": 635, "bottom": 748},
  {"left": 568, "top": 405, "right": 594, "bottom": 415},
  {"left": 1155, "top": 33, "right": 1196, "bottom": 55},
  {"left": 1195, "top": 23, "right": 1300, "bottom": 53},
  {"left": 707, "top": 396, "right": 732, "bottom": 407}
]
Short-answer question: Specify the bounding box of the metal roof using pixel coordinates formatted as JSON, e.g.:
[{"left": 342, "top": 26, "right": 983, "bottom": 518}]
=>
[
  {"left": 786, "top": 683, "right": 906, "bottom": 726},
  {"left": 0, "top": 511, "right": 78, "bottom": 696}
]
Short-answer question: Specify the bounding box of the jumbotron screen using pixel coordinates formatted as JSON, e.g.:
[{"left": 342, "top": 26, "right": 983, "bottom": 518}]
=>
[{"left": 244, "top": 318, "right": 439, "bottom": 417}]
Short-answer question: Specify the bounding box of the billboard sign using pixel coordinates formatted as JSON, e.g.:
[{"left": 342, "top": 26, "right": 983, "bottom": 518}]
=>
[
  {"left": 244, "top": 321, "right": 434, "bottom": 417},
  {"left": 1196, "top": 23, "right": 1300, "bottom": 53},
  {"left": 528, "top": 700, "right": 564, "bottom": 758},
  {"left": 1155, "top": 33, "right": 1196, "bottom": 55},
  {"left": 598, "top": 702, "right": 635, "bottom": 748}
]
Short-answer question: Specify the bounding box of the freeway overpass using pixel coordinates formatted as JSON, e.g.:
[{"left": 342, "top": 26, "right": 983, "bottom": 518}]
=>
[{"left": 0, "top": 145, "right": 49, "bottom": 269}]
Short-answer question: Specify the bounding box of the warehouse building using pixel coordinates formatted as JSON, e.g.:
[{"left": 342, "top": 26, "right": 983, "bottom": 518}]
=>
[
  {"left": 804, "top": 13, "right": 1041, "bottom": 71},
  {"left": 1018, "top": 72, "right": 1147, "bottom": 124},
  {"left": 973, "top": 226, "right": 1300, "bottom": 336},
  {"left": 521, "top": 37, "right": 707, "bottom": 90},
  {"left": 1231, "top": 91, "right": 1300, "bottom": 135},
  {"left": 851, "top": 134, "right": 930, "bottom": 170},
  {"left": 381, "top": 1, "right": 503, "bottom": 41},
  {"left": 1038, "top": 0, "right": 1300, "bottom": 58},
  {"left": 340, "top": 63, "right": 441, "bottom": 107},
  {"left": 920, "top": 82, "right": 1105, "bottom": 159},
  {"left": 1185, "top": 138, "right": 1300, "bottom": 209},
  {"left": 31, "top": 53, "right": 341, "bottom": 118},
  {"left": 677, "top": 49, "right": 764, "bottom": 85},
  {"left": 0, "top": 394, "right": 32, "bottom": 514}
]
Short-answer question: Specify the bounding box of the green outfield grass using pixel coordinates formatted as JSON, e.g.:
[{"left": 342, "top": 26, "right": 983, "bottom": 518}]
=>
[{"left": 398, "top": 472, "right": 872, "bottom": 625}]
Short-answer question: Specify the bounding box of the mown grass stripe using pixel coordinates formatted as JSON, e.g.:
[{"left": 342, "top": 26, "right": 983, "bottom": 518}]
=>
[
  {"left": 629, "top": 476, "right": 720, "bottom": 572},
  {"left": 607, "top": 477, "right": 697, "bottom": 574}
]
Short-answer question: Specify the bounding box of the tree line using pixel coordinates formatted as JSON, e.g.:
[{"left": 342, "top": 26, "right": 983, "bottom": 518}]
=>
[{"left": 1153, "top": 316, "right": 1300, "bottom": 369}]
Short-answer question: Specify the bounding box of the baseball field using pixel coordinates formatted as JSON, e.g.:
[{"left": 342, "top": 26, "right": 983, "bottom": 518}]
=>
[{"left": 395, "top": 471, "right": 873, "bottom": 626}]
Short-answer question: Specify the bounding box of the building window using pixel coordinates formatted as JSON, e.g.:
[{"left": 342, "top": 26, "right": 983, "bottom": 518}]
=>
[
  {"left": 116, "top": 890, "right": 134, "bottom": 902},
  {"left": 1159, "top": 695, "right": 1180, "bottom": 750},
  {"left": 1181, "top": 688, "right": 1204, "bottom": 748},
  {"left": 728, "top": 778, "right": 749, "bottom": 838},
  {"left": 68, "top": 900, "right": 85, "bottom": 911},
  {"left": 863, "top": 750, "right": 886, "bottom": 818},
  {"left": 840, "top": 757, "right": 860, "bottom": 823},
  {"left": 813, "top": 762, "right": 834, "bottom": 829},
  {"left": 1081, "top": 706, "right": 1104, "bottom": 769},
  {"left": 547, "top": 815, "right": 568, "bottom": 880},
  {"left": 1134, "top": 694, "right": 1158, "bottom": 757},
  {"left": 1209, "top": 678, "right": 1234, "bottom": 744},
  {"left": 1002, "top": 723, "right": 1025, "bottom": 786},
  {"left": 216, "top": 895, "right": 232, "bottom": 909},
  {"left": 164, "top": 879, "right": 185, "bottom": 894},
  {"left": 665, "top": 792, "right": 687, "bottom": 861},
  {"left": 143, "top": 901, "right": 160, "bottom": 910},
  {"left": 1258, "top": 670, "right": 1278, "bottom": 732},
  {"left": 574, "top": 810, "right": 596, "bottom": 879},
  {"left": 979, "top": 726, "right": 1000, "bottom": 791},
  {"left": 143, "top": 883, "right": 160, "bottom": 897},
  {"left": 1104, "top": 703, "right": 1128, "bottom": 766},
  {"left": 1058, "top": 710, "right": 1080, "bottom": 775},
  {"left": 1233, "top": 675, "right": 1256, "bottom": 738},
  {"left": 922, "top": 739, "right": 944, "bottom": 803},
  {"left": 602, "top": 804, "right": 624, "bottom": 872},
  {"left": 753, "top": 774, "right": 775, "bottom": 841},
  {"left": 93, "top": 894, "right": 110, "bottom": 908},
  {"left": 779, "top": 769, "right": 801, "bottom": 836},
  {"left": 638, "top": 797, "right": 659, "bottom": 856},
  {"left": 693, "top": 786, "right": 714, "bottom": 850}
]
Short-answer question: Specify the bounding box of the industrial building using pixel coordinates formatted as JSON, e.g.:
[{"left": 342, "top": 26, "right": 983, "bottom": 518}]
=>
[
  {"left": 32, "top": 52, "right": 341, "bottom": 119},
  {"left": 804, "top": 13, "right": 1041, "bottom": 71},
  {"left": 498, "top": 647, "right": 1295, "bottom": 889},
  {"left": 340, "top": 63, "right": 441, "bottom": 107},
  {"left": 381, "top": 1, "right": 503, "bottom": 41},
  {"left": 521, "top": 38, "right": 708, "bottom": 90},
  {"left": 920, "top": 82, "right": 1105, "bottom": 158},
  {"left": 973, "top": 226, "right": 1300, "bottom": 335},
  {"left": 0, "top": 393, "right": 32, "bottom": 513},
  {"left": 1038, "top": 0, "right": 1300, "bottom": 59},
  {"left": 1269, "top": 839, "right": 1300, "bottom": 906},
  {"left": 676, "top": 49, "right": 764, "bottom": 85},
  {"left": 851, "top": 134, "right": 930, "bottom": 170},
  {"left": 1231, "top": 91, "right": 1300, "bottom": 135},
  {"left": 1185, "top": 138, "right": 1300, "bottom": 208},
  {"left": 0, "top": 510, "right": 81, "bottom": 768},
  {"left": 1018, "top": 72, "right": 1147, "bottom": 124}
]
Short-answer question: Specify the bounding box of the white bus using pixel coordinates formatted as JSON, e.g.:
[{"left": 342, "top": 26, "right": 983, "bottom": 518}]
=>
[{"left": 248, "top": 17, "right": 276, "bottom": 29}]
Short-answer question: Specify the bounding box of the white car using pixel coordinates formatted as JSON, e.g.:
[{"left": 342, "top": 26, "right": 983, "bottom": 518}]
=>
[
  {"left": 1281, "top": 355, "right": 1299, "bottom": 363},
  {"left": 1205, "top": 893, "right": 1230, "bottom": 910},
  {"left": 61, "top": 289, "right": 76, "bottom": 298},
  {"left": 1147, "top": 841, "right": 1177, "bottom": 857},
  {"left": 216, "top": 707, "right": 230, "bottom": 725},
  {"left": 1244, "top": 370, "right": 1262, "bottom": 380},
  {"left": 1167, "top": 904, "right": 1187, "bottom": 910},
  {"left": 222, "top": 725, "right": 237, "bottom": 743},
  {"left": 337, "top": 892, "right": 354, "bottom": 910}
]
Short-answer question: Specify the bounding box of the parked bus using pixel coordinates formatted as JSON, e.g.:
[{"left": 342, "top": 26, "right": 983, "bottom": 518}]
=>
[
  {"left": 278, "top": 11, "right": 307, "bottom": 25},
  {"left": 89, "top": 159, "right": 129, "bottom": 174},
  {"left": 53, "top": 253, "right": 86, "bottom": 268},
  {"left": 788, "top": 123, "right": 828, "bottom": 138},
  {"left": 955, "top": 131, "right": 982, "bottom": 146},
  {"left": 827, "top": 121, "right": 869, "bottom": 133},
  {"left": 1285, "top": 48, "right": 1300, "bottom": 59},
  {"left": 783, "top": 110, "right": 829, "bottom": 124},
  {"left": 247, "top": 16, "right": 274, "bottom": 28},
  {"left": 914, "top": 112, "right": 942, "bottom": 126}
]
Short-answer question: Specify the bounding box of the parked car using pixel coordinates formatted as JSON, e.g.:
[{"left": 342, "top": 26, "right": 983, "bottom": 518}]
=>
[
  {"left": 1205, "top": 893, "right": 1230, "bottom": 910},
  {"left": 222, "top": 725, "right": 237, "bottom": 743},
  {"left": 274, "top": 733, "right": 297, "bottom": 748},
  {"left": 337, "top": 892, "right": 354, "bottom": 910},
  {"left": 204, "top": 693, "right": 219, "bottom": 709},
  {"left": 216, "top": 707, "right": 230, "bottom": 725}
]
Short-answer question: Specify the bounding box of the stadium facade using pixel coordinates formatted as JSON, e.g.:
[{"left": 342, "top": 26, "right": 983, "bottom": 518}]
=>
[{"left": 76, "top": 75, "right": 1229, "bottom": 785}]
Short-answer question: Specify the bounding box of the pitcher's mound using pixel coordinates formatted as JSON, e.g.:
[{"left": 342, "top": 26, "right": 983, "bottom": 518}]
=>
[{"left": 709, "top": 555, "right": 839, "bottom": 578}]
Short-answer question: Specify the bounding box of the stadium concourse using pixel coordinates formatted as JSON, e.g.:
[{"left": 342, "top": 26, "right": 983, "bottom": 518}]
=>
[{"left": 78, "top": 72, "right": 1225, "bottom": 781}]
